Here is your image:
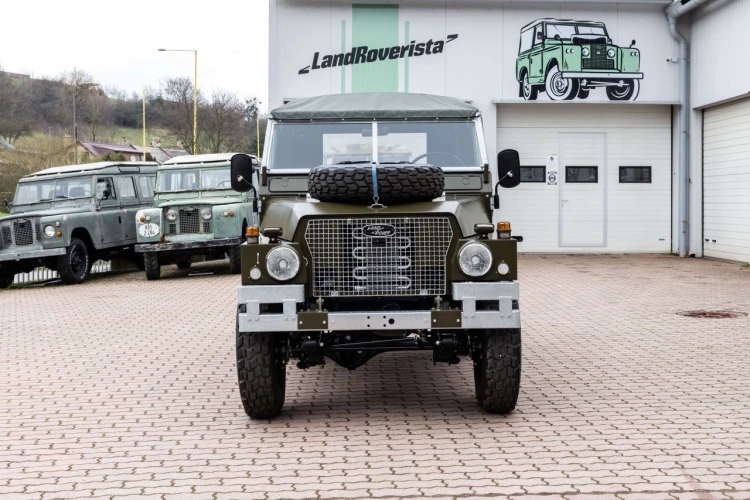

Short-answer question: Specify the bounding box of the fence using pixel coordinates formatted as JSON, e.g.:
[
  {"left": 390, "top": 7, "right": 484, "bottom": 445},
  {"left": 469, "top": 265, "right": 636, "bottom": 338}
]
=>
[{"left": 13, "top": 261, "right": 111, "bottom": 285}]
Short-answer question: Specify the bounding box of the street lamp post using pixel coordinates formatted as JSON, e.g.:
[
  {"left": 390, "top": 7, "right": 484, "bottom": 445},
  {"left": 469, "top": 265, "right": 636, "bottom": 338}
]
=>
[
  {"left": 158, "top": 48, "right": 198, "bottom": 154},
  {"left": 71, "top": 82, "right": 99, "bottom": 165}
]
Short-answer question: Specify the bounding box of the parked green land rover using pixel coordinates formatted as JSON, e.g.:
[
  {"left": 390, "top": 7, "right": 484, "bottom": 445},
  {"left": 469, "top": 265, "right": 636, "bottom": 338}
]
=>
[
  {"left": 516, "top": 18, "right": 642, "bottom": 101},
  {"left": 0, "top": 162, "right": 158, "bottom": 288},
  {"left": 230, "top": 93, "right": 523, "bottom": 419},
  {"left": 134, "top": 153, "right": 259, "bottom": 280}
]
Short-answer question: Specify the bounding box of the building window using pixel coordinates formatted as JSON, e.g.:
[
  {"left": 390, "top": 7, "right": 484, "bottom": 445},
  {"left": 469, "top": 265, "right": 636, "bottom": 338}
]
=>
[
  {"left": 520, "top": 166, "right": 545, "bottom": 183},
  {"left": 620, "top": 166, "right": 651, "bottom": 183},
  {"left": 566, "top": 166, "right": 598, "bottom": 183}
]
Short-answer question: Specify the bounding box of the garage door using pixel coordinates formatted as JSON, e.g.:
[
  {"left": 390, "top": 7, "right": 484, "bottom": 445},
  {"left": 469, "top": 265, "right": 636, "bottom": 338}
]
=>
[
  {"left": 703, "top": 98, "right": 750, "bottom": 263},
  {"left": 497, "top": 104, "right": 672, "bottom": 253}
]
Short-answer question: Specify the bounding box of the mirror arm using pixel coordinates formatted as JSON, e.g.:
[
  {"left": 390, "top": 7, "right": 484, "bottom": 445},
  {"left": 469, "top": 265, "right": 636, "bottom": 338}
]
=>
[
  {"left": 236, "top": 175, "right": 259, "bottom": 212},
  {"left": 492, "top": 170, "right": 514, "bottom": 209}
]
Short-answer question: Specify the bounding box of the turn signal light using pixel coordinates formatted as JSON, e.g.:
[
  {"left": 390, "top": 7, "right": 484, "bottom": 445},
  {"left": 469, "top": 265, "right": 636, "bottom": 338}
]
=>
[
  {"left": 497, "top": 221, "right": 511, "bottom": 239},
  {"left": 228, "top": 211, "right": 235, "bottom": 217},
  {"left": 56, "top": 231, "right": 62, "bottom": 237},
  {"left": 246, "top": 226, "right": 259, "bottom": 236},
  {"left": 139, "top": 216, "right": 146, "bottom": 222}
]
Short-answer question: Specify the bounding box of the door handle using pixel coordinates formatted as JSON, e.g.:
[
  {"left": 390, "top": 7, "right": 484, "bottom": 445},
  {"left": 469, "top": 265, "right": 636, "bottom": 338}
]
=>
[{"left": 118, "top": 215, "right": 122, "bottom": 224}]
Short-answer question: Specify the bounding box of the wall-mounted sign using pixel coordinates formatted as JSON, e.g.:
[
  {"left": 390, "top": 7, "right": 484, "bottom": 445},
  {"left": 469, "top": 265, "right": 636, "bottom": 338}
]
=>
[
  {"left": 546, "top": 154, "right": 558, "bottom": 185},
  {"left": 299, "top": 34, "right": 458, "bottom": 75}
]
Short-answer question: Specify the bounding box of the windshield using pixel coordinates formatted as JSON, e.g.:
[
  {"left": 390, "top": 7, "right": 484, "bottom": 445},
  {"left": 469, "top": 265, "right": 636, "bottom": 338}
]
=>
[
  {"left": 269, "top": 121, "right": 481, "bottom": 169},
  {"left": 546, "top": 23, "right": 606, "bottom": 39},
  {"left": 156, "top": 167, "right": 232, "bottom": 191},
  {"left": 14, "top": 177, "right": 94, "bottom": 204}
]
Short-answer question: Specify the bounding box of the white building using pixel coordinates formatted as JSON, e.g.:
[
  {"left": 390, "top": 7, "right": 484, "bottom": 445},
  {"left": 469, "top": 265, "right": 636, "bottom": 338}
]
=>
[{"left": 269, "top": 0, "right": 750, "bottom": 262}]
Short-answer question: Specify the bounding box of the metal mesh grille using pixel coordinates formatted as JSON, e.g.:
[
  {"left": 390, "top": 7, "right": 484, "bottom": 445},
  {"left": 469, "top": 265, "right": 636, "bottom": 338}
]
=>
[
  {"left": 179, "top": 208, "right": 200, "bottom": 234},
  {"left": 306, "top": 217, "right": 453, "bottom": 297},
  {"left": 169, "top": 223, "right": 177, "bottom": 235},
  {"left": 12, "top": 220, "right": 34, "bottom": 246},
  {"left": 2, "top": 226, "right": 11, "bottom": 246},
  {"left": 583, "top": 46, "right": 615, "bottom": 69},
  {"left": 35, "top": 223, "right": 41, "bottom": 242},
  {"left": 203, "top": 221, "right": 212, "bottom": 234}
]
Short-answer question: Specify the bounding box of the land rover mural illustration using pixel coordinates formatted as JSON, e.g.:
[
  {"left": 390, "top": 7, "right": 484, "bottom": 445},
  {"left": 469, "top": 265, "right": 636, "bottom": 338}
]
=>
[{"left": 516, "top": 18, "right": 643, "bottom": 101}]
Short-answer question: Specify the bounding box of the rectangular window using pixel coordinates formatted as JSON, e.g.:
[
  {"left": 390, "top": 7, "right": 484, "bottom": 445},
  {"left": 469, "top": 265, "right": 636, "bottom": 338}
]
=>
[
  {"left": 619, "top": 166, "right": 651, "bottom": 183},
  {"left": 520, "top": 166, "right": 545, "bottom": 183},
  {"left": 116, "top": 176, "right": 137, "bottom": 200},
  {"left": 96, "top": 177, "right": 117, "bottom": 201},
  {"left": 566, "top": 166, "right": 598, "bottom": 183},
  {"left": 138, "top": 176, "right": 155, "bottom": 199},
  {"left": 519, "top": 28, "right": 534, "bottom": 53}
]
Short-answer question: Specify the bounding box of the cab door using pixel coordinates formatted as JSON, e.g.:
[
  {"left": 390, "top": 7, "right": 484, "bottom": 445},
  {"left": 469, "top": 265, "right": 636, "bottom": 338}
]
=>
[
  {"left": 115, "top": 176, "right": 140, "bottom": 243},
  {"left": 96, "top": 176, "right": 123, "bottom": 246},
  {"left": 528, "top": 24, "right": 545, "bottom": 84}
]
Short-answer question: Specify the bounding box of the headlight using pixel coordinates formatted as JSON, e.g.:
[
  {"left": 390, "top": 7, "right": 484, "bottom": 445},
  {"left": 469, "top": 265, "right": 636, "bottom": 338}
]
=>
[
  {"left": 631, "top": 51, "right": 638, "bottom": 57},
  {"left": 459, "top": 242, "right": 492, "bottom": 277},
  {"left": 266, "top": 246, "right": 300, "bottom": 281},
  {"left": 201, "top": 209, "right": 212, "bottom": 220},
  {"left": 44, "top": 225, "right": 56, "bottom": 237},
  {"left": 166, "top": 209, "right": 177, "bottom": 221},
  {"left": 607, "top": 48, "right": 616, "bottom": 58},
  {"left": 582, "top": 47, "right": 590, "bottom": 57}
]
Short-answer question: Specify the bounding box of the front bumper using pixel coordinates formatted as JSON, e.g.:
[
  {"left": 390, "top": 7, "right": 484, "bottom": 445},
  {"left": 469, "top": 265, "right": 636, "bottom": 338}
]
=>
[
  {"left": 237, "top": 282, "right": 521, "bottom": 333},
  {"left": 135, "top": 237, "right": 242, "bottom": 253},
  {"left": 561, "top": 72, "right": 643, "bottom": 79},
  {"left": 0, "top": 247, "right": 66, "bottom": 263}
]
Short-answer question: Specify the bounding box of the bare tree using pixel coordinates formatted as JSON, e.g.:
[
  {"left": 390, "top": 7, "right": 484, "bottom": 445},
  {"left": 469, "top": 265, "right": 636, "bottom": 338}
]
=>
[
  {"left": 161, "top": 77, "right": 203, "bottom": 153},
  {"left": 0, "top": 67, "right": 33, "bottom": 143},
  {"left": 202, "top": 90, "right": 245, "bottom": 154}
]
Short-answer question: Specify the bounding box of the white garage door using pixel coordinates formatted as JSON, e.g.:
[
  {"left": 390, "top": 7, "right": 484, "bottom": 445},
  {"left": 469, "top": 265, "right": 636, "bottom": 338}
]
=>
[
  {"left": 703, "top": 98, "right": 750, "bottom": 263},
  {"left": 497, "top": 104, "right": 672, "bottom": 253}
]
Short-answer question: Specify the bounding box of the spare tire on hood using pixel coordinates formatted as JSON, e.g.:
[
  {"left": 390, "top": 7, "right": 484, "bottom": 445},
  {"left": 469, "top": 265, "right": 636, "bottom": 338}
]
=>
[{"left": 308, "top": 164, "right": 444, "bottom": 204}]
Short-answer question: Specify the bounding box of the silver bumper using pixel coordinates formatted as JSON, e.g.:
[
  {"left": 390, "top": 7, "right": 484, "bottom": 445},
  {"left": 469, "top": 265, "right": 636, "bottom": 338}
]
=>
[
  {"left": 0, "top": 247, "right": 66, "bottom": 263},
  {"left": 135, "top": 237, "right": 242, "bottom": 253},
  {"left": 237, "top": 282, "right": 520, "bottom": 333},
  {"left": 561, "top": 72, "right": 643, "bottom": 79}
]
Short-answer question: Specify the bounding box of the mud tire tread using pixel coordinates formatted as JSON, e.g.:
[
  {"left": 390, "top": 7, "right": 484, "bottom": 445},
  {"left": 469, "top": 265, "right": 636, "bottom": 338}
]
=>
[
  {"left": 144, "top": 252, "right": 160, "bottom": 281},
  {"left": 236, "top": 318, "right": 286, "bottom": 419},
  {"left": 475, "top": 328, "right": 522, "bottom": 414},
  {"left": 56, "top": 238, "right": 90, "bottom": 285}
]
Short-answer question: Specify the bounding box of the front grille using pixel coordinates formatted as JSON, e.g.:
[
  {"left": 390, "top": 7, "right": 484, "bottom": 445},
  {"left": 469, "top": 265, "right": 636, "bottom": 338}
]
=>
[
  {"left": 203, "top": 221, "right": 212, "bottom": 233},
  {"left": 583, "top": 45, "right": 615, "bottom": 69},
  {"left": 35, "top": 223, "right": 41, "bottom": 242},
  {"left": 179, "top": 208, "right": 200, "bottom": 234},
  {"left": 12, "top": 220, "right": 34, "bottom": 246},
  {"left": 169, "top": 223, "right": 177, "bottom": 235},
  {"left": 306, "top": 217, "right": 453, "bottom": 297},
  {"left": 1, "top": 227, "right": 11, "bottom": 246}
]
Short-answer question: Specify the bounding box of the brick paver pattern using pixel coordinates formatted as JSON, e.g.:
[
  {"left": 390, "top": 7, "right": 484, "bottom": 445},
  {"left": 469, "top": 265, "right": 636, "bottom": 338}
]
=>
[{"left": 1, "top": 255, "right": 750, "bottom": 500}]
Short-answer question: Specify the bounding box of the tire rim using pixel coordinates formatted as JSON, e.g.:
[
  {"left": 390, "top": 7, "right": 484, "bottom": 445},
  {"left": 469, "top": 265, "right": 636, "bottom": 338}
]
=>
[
  {"left": 550, "top": 72, "right": 569, "bottom": 97},
  {"left": 523, "top": 75, "right": 531, "bottom": 98},
  {"left": 70, "top": 247, "right": 84, "bottom": 275},
  {"left": 610, "top": 84, "right": 631, "bottom": 99}
]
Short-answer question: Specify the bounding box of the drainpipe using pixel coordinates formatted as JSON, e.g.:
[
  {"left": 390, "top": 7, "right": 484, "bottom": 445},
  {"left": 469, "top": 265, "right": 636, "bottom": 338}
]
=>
[{"left": 665, "top": 0, "right": 710, "bottom": 257}]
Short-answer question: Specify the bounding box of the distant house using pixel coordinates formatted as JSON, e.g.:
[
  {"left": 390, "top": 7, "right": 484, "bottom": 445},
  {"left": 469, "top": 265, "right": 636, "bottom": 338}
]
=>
[{"left": 73, "top": 140, "right": 189, "bottom": 163}]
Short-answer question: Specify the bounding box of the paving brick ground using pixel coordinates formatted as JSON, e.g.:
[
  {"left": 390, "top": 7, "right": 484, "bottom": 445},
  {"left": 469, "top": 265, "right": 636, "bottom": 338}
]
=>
[{"left": 1, "top": 254, "right": 750, "bottom": 500}]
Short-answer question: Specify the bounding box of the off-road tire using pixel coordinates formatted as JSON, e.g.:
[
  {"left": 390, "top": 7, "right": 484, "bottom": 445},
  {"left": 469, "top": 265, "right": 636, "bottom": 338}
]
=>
[
  {"left": 308, "top": 164, "right": 444, "bottom": 204},
  {"left": 474, "top": 328, "right": 521, "bottom": 414},
  {"left": 606, "top": 79, "right": 640, "bottom": 101},
  {"left": 144, "top": 252, "right": 161, "bottom": 281},
  {"left": 56, "top": 238, "right": 90, "bottom": 285},
  {"left": 545, "top": 63, "right": 578, "bottom": 101},
  {"left": 521, "top": 71, "right": 538, "bottom": 101},
  {"left": 0, "top": 272, "right": 12, "bottom": 289},
  {"left": 175, "top": 259, "right": 192, "bottom": 270},
  {"left": 228, "top": 244, "right": 242, "bottom": 274},
  {"left": 236, "top": 317, "right": 287, "bottom": 419}
]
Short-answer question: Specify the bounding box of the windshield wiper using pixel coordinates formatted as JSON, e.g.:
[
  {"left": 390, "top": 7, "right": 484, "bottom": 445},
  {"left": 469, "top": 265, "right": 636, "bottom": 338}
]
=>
[{"left": 334, "top": 160, "right": 370, "bottom": 165}]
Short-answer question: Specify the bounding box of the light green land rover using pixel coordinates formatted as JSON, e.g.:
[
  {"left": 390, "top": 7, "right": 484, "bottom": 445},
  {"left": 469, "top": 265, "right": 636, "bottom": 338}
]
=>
[{"left": 134, "top": 154, "right": 259, "bottom": 280}]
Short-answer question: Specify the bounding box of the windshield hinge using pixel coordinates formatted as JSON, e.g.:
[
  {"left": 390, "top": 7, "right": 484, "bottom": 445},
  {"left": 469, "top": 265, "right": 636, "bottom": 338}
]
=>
[{"left": 483, "top": 163, "right": 490, "bottom": 184}]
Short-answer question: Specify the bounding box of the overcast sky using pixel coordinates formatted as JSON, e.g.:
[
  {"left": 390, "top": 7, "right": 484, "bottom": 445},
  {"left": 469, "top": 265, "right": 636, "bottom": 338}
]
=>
[{"left": 0, "top": 0, "right": 269, "bottom": 109}]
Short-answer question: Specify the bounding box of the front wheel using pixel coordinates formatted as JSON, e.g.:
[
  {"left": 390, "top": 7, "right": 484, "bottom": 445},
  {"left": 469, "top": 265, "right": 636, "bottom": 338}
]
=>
[
  {"left": 56, "top": 238, "right": 90, "bottom": 285},
  {"left": 228, "top": 244, "right": 242, "bottom": 274},
  {"left": 521, "top": 72, "right": 538, "bottom": 101},
  {"left": 0, "top": 271, "right": 13, "bottom": 289},
  {"left": 236, "top": 320, "right": 287, "bottom": 419},
  {"left": 545, "top": 64, "right": 578, "bottom": 101},
  {"left": 473, "top": 328, "right": 522, "bottom": 414},
  {"left": 144, "top": 252, "right": 161, "bottom": 281},
  {"left": 606, "top": 79, "right": 640, "bottom": 101}
]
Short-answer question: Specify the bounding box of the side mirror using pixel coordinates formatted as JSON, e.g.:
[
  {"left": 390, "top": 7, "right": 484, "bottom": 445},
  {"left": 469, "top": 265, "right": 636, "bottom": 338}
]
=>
[
  {"left": 493, "top": 149, "right": 521, "bottom": 209},
  {"left": 102, "top": 189, "right": 111, "bottom": 200},
  {"left": 230, "top": 154, "right": 254, "bottom": 192},
  {"left": 630, "top": 39, "right": 636, "bottom": 48},
  {"left": 536, "top": 32, "right": 542, "bottom": 40}
]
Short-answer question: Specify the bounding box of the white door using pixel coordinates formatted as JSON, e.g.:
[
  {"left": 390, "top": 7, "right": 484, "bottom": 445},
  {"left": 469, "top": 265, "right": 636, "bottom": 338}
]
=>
[
  {"left": 703, "top": 98, "right": 750, "bottom": 263},
  {"left": 559, "top": 133, "right": 606, "bottom": 247}
]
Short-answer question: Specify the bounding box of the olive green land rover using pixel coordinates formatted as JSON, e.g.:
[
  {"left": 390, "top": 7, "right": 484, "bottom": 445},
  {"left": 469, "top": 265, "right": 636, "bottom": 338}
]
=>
[
  {"left": 0, "top": 162, "right": 158, "bottom": 288},
  {"left": 134, "top": 154, "right": 259, "bottom": 280},
  {"left": 230, "top": 93, "right": 523, "bottom": 419}
]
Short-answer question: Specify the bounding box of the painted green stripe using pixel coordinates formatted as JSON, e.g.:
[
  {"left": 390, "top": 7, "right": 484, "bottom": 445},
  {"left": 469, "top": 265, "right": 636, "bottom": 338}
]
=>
[
  {"left": 404, "top": 21, "right": 410, "bottom": 93},
  {"left": 352, "top": 4, "right": 399, "bottom": 93},
  {"left": 341, "top": 19, "right": 347, "bottom": 94}
]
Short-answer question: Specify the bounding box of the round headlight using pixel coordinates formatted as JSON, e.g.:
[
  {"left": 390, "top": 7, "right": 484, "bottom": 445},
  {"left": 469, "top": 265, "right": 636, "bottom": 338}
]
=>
[
  {"left": 607, "top": 48, "right": 616, "bottom": 58},
  {"left": 201, "top": 209, "right": 212, "bottom": 220},
  {"left": 459, "top": 242, "right": 492, "bottom": 277},
  {"left": 631, "top": 51, "right": 638, "bottom": 57},
  {"left": 582, "top": 47, "right": 590, "bottom": 57},
  {"left": 266, "top": 246, "right": 300, "bottom": 281},
  {"left": 44, "top": 225, "right": 56, "bottom": 237},
  {"left": 166, "top": 210, "right": 177, "bottom": 221}
]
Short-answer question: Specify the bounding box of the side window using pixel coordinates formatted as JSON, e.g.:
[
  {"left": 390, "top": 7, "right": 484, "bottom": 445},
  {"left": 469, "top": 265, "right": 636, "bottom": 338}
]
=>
[
  {"left": 519, "top": 28, "right": 534, "bottom": 53},
  {"left": 566, "top": 166, "right": 598, "bottom": 183},
  {"left": 138, "top": 176, "right": 155, "bottom": 200},
  {"left": 620, "top": 166, "right": 651, "bottom": 183},
  {"left": 520, "top": 166, "right": 545, "bottom": 183},
  {"left": 116, "top": 176, "right": 138, "bottom": 203},
  {"left": 96, "top": 177, "right": 117, "bottom": 201},
  {"left": 534, "top": 25, "right": 544, "bottom": 45}
]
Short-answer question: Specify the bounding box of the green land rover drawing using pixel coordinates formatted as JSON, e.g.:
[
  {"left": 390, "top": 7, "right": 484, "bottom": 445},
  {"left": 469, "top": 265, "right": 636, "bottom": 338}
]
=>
[
  {"left": 134, "top": 153, "right": 258, "bottom": 280},
  {"left": 516, "top": 18, "right": 643, "bottom": 101}
]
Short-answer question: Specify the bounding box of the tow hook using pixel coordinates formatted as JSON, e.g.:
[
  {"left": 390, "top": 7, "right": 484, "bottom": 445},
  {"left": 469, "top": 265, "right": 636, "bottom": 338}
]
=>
[{"left": 433, "top": 333, "right": 460, "bottom": 365}]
